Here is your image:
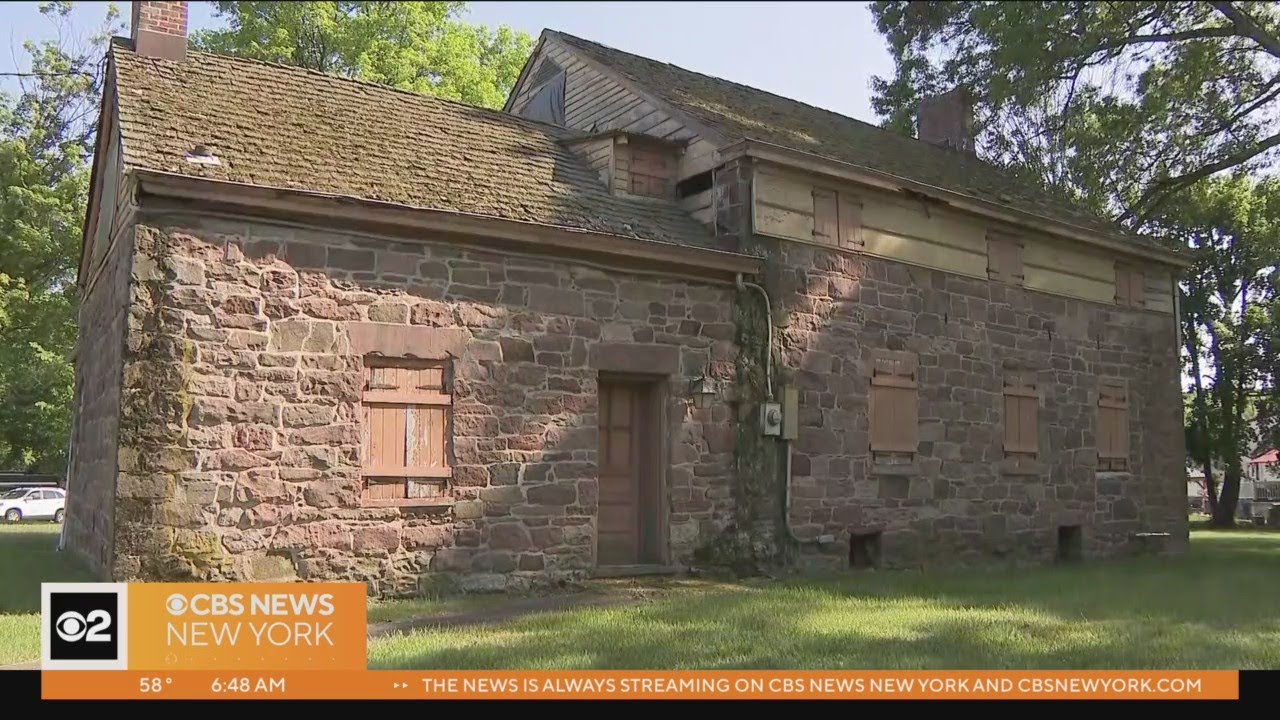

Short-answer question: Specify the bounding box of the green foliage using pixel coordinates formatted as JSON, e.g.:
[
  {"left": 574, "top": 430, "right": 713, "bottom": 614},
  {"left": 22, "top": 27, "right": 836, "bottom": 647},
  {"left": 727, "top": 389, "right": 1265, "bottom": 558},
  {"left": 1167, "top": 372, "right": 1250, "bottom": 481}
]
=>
[
  {"left": 1151, "top": 175, "right": 1280, "bottom": 523},
  {"left": 0, "top": 2, "right": 122, "bottom": 473},
  {"left": 870, "top": 2, "right": 1280, "bottom": 225},
  {"left": 193, "top": 2, "right": 534, "bottom": 109}
]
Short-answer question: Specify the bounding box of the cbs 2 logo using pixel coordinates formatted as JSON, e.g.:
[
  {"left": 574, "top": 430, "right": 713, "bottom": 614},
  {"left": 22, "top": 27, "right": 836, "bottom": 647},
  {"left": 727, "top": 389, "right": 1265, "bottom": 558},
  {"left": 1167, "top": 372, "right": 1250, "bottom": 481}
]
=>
[{"left": 55, "top": 609, "right": 112, "bottom": 643}]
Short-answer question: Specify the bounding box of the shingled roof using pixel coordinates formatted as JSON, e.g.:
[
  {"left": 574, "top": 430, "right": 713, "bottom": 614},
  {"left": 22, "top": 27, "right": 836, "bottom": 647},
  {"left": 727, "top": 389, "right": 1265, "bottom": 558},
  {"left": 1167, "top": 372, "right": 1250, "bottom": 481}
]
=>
[
  {"left": 549, "top": 31, "right": 1128, "bottom": 242},
  {"left": 108, "top": 38, "right": 720, "bottom": 249}
]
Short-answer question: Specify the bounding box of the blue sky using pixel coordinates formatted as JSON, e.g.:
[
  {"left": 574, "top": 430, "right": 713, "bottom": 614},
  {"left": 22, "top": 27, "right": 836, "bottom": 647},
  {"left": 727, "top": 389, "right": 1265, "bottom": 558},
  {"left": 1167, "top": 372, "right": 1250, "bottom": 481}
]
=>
[{"left": 1, "top": 1, "right": 893, "bottom": 122}]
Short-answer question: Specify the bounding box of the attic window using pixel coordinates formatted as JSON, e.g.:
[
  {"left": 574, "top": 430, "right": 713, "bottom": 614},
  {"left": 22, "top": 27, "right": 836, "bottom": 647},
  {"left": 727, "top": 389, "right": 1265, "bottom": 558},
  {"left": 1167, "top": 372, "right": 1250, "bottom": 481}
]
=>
[
  {"left": 615, "top": 139, "right": 674, "bottom": 198},
  {"left": 677, "top": 170, "right": 713, "bottom": 198}
]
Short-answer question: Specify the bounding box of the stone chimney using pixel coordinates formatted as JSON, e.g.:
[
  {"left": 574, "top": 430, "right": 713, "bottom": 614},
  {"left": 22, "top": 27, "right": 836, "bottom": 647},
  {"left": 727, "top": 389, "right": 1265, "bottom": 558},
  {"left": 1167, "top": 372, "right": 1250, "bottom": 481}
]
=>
[
  {"left": 917, "top": 88, "right": 974, "bottom": 153},
  {"left": 131, "top": 1, "right": 188, "bottom": 61}
]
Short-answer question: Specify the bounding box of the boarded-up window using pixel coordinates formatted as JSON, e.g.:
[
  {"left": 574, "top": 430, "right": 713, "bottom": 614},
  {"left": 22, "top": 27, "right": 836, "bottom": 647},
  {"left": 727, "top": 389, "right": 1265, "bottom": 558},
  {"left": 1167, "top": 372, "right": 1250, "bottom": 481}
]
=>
[
  {"left": 1003, "top": 373, "right": 1038, "bottom": 460},
  {"left": 360, "top": 358, "right": 452, "bottom": 506},
  {"left": 870, "top": 351, "right": 919, "bottom": 457},
  {"left": 838, "top": 193, "right": 864, "bottom": 248},
  {"left": 1115, "top": 265, "right": 1146, "bottom": 308},
  {"left": 813, "top": 188, "right": 838, "bottom": 245},
  {"left": 813, "top": 188, "right": 864, "bottom": 249},
  {"left": 988, "top": 232, "right": 1024, "bottom": 285},
  {"left": 1098, "top": 380, "right": 1129, "bottom": 471},
  {"left": 623, "top": 142, "right": 672, "bottom": 198}
]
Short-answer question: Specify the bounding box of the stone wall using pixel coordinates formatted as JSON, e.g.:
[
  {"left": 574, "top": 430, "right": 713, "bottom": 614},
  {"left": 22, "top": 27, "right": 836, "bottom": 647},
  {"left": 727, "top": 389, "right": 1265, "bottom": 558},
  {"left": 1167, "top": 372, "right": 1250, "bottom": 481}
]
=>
[
  {"left": 774, "top": 240, "right": 1188, "bottom": 568},
  {"left": 109, "top": 216, "right": 738, "bottom": 595},
  {"left": 66, "top": 222, "right": 136, "bottom": 577}
]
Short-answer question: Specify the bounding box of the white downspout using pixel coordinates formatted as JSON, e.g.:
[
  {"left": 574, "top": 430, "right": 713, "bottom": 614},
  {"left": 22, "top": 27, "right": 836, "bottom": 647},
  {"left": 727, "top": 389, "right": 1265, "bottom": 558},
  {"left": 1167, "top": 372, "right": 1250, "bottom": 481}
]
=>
[
  {"left": 734, "top": 273, "right": 773, "bottom": 402},
  {"left": 737, "top": 273, "right": 820, "bottom": 546}
]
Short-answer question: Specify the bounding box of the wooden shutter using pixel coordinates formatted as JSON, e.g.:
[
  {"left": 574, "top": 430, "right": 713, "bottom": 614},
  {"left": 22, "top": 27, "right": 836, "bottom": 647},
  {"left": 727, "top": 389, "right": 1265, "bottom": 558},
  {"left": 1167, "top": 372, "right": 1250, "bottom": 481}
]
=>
[
  {"left": 361, "top": 360, "right": 452, "bottom": 505},
  {"left": 838, "top": 193, "right": 864, "bottom": 248},
  {"left": 1128, "top": 269, "right": 1146, "bottom": 307},
  {"left": 813, "top": 188, "right": 838, "bottom": 245},
  {"left": 626, "top": 142, "right": 672, "bottom": 198},
  {"left": 1003, "top": 373, "right": 1038, "bottom": 458},
  {"left": 1114, "top": 264, "right": 1130, "bottom": 305},
  {"left": 1098, "top": 381, "right": 1129, "bottom": 471},
  {"left": 1115, "top": 265, "right": 1146, "bottom": 308},
  {"left": 870, "top": 352, "right": 919, "bottom": 454},
  {"left": 988, "top": 233, "right": 1024, "bottom": 285}
]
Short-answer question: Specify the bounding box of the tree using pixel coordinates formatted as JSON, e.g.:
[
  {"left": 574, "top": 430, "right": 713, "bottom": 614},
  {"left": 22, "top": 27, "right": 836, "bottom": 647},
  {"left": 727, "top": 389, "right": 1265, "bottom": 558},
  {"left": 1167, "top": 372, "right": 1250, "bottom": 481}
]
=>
[
  {"left": 870, "top": 2, "right": 1280, "bottom": 225},
  {"left": 0, "top": 2, "right": 122, "bottom": 472},
  {"left": 193, "top": 2, "right": 533, "bottom": 109},
  {"left": 1156, "top": 176, "right": 1280, "bottom": 526}
]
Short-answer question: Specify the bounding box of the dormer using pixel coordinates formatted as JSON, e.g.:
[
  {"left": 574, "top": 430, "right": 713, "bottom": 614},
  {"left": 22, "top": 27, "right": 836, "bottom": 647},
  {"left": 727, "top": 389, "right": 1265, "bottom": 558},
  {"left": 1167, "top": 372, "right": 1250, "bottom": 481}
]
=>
[{"left": 563, "top": 131, "right": 683, "bottom": 200}]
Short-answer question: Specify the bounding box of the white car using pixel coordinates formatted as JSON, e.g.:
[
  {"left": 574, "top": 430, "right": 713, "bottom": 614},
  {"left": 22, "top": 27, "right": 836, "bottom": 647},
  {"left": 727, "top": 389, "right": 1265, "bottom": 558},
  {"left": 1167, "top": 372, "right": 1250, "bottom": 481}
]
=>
[{"left": 0, "top": 487, "right": 66, "bottom": 522}]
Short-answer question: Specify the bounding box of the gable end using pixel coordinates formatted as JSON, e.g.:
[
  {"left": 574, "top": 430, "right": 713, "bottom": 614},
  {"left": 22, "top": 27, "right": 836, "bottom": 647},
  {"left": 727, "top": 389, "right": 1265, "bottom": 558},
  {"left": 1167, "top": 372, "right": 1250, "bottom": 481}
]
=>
[{"left": 506, "top": 33, "right": 725, "bottom": 180}]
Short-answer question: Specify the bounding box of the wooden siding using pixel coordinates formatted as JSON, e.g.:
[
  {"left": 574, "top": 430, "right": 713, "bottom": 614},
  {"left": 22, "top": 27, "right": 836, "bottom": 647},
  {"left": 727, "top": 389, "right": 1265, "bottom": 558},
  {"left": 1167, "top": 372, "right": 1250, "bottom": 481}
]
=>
[
  {"left": 682, "top": 138, "right": 720, "bottom": 178},
  {"left": 680, "top": 187, "right": 714, "bottom": 226},
  {"left": 83, "top": 94, "right": 127, "bottom": 287},
  {"left": 1023, "top": 239, "right": 1114, "bottom": 304},
  {"left": 1143, "top": 269, "right": 1175, "bottom": 313},
  {"left": 509, "top": 37, "right": 716, "bottom": 180},
  {"left": 753, "top": 166, "right": 988, "bottom": 278},
  {"left": 861, "top": 193, "right": 988, "bottom": 278},
  {"left": 563, "top": 136, "right": 614, "bottom": 188},
  {"left": 751, "top": 163, "right": 1176, "bottom": 311}
]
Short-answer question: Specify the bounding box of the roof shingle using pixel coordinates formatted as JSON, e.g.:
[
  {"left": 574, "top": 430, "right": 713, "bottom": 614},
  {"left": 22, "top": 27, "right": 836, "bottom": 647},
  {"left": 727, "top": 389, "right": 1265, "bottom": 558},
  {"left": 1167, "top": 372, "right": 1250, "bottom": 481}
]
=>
[
  {"left": 109, "top": 38, "right": 720, "bottom": 249},
  {"left": 550, "top": 31, "right": 1131, "bottom": 242}
]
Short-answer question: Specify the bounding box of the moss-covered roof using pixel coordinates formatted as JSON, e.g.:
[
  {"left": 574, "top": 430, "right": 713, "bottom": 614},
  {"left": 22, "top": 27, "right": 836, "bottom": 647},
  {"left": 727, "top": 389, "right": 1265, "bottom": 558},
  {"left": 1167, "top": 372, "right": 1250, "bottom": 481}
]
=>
[
  {"left": 109, "top": 38, "right": 720, "bottom": 248},
  {"left": 551, "top": 30, "right": 1130, "bottom": 242}
]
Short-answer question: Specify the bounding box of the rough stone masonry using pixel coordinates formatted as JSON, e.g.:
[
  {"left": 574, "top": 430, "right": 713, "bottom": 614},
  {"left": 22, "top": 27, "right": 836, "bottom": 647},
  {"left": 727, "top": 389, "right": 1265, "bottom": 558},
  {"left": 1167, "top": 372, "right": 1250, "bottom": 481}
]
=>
[
  {"left": 67, "top": 209, "right": 1187, "bottom": 595},
  {"left": 84, "top": 216, "right": 738, "bottom": 596},
  {"left": 772, "top": 241, "right": 1187, "bottom": 569}
]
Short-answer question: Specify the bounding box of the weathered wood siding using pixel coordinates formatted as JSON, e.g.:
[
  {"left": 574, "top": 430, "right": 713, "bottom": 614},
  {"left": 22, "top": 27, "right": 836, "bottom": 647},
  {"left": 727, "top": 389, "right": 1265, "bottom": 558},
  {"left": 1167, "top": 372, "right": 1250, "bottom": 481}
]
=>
[
  {"left": 681, "top": 188, "right": 714, "bottom": 226},
  {"left": 1142, "top": 269, "right": 1175, "bottom": 314},
  {"left": 82, "top": 90, "right": 129, "bottom": 288},
  {"left": 509, "top": 38, "right": 719, "bottom": 180},
  {"left": 563, "top": 136, "right": 614, "bottom": 188},
  {"left": 750, "top": 163, "right": 1176, "bottom": 311},
  {"left": 1023, "top": 238, "right": 1115, "bottom": 304}
]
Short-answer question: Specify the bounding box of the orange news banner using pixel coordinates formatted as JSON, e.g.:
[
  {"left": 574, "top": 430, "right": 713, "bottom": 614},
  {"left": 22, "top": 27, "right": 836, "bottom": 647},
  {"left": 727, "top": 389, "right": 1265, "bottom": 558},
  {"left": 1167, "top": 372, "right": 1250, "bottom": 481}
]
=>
[
  {"left": 124, "top": 583, "right": 368, "bottom": 671},
  {"left": 43, "top": 670, "right": 1239, "bottom": 700}
]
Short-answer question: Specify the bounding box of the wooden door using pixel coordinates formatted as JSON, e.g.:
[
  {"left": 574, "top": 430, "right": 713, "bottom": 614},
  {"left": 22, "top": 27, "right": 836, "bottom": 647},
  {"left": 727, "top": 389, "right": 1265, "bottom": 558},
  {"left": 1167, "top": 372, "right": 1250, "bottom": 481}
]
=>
[{"left": 597, "top": 378, "right": 661, "bottom": 566}]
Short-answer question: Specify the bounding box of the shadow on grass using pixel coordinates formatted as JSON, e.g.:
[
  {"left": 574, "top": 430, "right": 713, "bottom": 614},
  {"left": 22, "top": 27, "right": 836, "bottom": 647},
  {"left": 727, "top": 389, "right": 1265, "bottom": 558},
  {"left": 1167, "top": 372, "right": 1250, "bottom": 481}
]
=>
[
  {"left": 369, "top": 531, "right": 1280, "bottom": 670},
  {"left": 0, "top": 523, "right": 91, "bottom": 615}
]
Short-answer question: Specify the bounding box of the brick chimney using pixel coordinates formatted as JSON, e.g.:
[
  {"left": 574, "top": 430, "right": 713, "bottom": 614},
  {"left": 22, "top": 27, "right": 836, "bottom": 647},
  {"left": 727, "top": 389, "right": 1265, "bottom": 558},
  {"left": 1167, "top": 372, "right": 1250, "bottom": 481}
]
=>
[
  {"left": 917, "top": 88, "right": 974, "bottom": 153},
  {"left": 131, "top": 1, "right": 188, "bottom": 61}
]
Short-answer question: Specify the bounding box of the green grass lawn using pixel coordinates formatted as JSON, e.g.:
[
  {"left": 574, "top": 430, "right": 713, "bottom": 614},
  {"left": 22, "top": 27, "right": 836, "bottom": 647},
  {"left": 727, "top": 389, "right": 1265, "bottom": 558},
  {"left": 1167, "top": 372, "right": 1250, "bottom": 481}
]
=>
[
  {"left": 0, "top": 523, "right": 93, "bottom": 666},
  {"left": 369, "top": 530, "right": 1280, "bottom": 670},
  {"left": 4, "top": 525, "right": 1278, "bottom": 669}
]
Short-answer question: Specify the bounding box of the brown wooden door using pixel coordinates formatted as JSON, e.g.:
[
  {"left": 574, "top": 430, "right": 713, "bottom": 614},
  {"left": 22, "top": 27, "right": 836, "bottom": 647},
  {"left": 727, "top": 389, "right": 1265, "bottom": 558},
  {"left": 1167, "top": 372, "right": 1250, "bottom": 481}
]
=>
[{"left": 597, "top": 378, "right": 661, "bottom": 566}]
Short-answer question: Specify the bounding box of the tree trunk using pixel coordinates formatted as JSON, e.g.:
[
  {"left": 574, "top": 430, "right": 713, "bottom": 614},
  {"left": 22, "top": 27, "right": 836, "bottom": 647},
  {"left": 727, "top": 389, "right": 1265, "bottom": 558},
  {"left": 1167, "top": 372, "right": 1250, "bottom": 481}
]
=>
[
  {"left": 1187, "top": 316, "right": 1218, "bottom": 517},
  {"left": 1202, "top": 457, "right": 1219, "bottom": 517},
  {"left": 1211, "top": 463, "right": 1241, "bottom": 527}
]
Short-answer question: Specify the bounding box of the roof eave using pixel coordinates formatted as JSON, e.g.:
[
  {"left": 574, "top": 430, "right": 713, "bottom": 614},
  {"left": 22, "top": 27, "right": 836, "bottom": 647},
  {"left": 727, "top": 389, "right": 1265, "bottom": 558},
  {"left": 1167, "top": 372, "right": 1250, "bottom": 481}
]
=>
[
  {"left": 130, "top": 169, "right": 763, "bottom": 281},
  {"left": 560, "top": 129, "right": 689, "bottom": 150},
  {"left": 721, "top": 138, "right": 1191, "bottom": 270}
]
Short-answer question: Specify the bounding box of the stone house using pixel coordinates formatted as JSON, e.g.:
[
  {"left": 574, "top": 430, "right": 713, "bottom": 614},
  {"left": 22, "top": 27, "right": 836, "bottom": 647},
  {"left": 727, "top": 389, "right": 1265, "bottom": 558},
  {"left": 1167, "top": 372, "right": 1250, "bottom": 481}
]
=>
[{"left": 66, "top": 2, "right": 1190, "bottom": 595}]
